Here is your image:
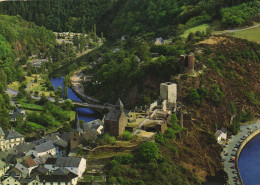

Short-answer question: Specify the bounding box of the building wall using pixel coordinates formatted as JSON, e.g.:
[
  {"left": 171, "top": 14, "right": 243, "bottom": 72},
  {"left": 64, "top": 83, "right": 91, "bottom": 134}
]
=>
[
  {"left": 160, "top": 83, "right": 177, "bottom": 104},
  {"left": 118, "top": 112, "right": 128, "bottom": 136},
  {"left": 1, "top": 137, "right": 24, "bottom": 151},
  {"left": 38, "top": 148, "right": 56, "bottom": 157},
  {"left": 2, "top": 176, "right": 21, "bottom": 185},
  {"left": 70, "top": 132, "right": 83, "bottom": 150},
  {"left": 104, "top": 120, "right": 118, "bottom": 136}
]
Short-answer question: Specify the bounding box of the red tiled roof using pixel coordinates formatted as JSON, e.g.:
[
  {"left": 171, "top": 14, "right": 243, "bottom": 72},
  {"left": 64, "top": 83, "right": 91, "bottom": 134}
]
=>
[{"left": 26, "top": 158, "right": 37, "bottom": 167}]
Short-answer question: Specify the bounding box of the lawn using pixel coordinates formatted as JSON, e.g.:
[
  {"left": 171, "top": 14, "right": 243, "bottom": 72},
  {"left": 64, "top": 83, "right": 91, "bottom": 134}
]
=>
[
  {"left": 27, "top": 121, "right": 45, "bottom": 129},
  {"left": 17, "top": 99, "right": 44, "bottom": 111},
  {"left": 8, "top": 81, "right": 20, "bottom": 91},
  {"left": 230, "top": 26, "right": 260, "bottom": 43},
  {"left": 181, "top": 24, "right": 210, "bottom": 38},
  {"left": 30, "top": 76, "right": 53, "bottom": 96}
]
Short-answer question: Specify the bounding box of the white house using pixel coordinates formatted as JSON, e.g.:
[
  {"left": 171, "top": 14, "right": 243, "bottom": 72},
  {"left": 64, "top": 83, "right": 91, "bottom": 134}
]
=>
[
  {"left": 214, "top": 127, "right": 227, "bottom": 143},
  {"left": 39, "top": 168, "right": 78, "bottom": 185},
  {"left": 2, "top": 171, "right": 40, "bottom": 185},
  {"left": 26, "top": 141, "right": 56, "bottom": 158},
  {"left": 44, "top": 157, "right": 86, "bottom": 177},
  {"left": 0, "top": 160, "right": 9, "bottom": 177},
  {"left": 0, "top": 127, "right": 24, "bottom": 151},
  {"left": 2, "top": 172, "right": 22, "bottom": 185}
]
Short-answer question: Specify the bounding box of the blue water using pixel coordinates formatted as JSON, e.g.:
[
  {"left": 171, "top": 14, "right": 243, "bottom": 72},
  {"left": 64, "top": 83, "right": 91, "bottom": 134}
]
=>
[
  {"left": 51, "top": 77, "right": 102, "bottom": 123},
  {"left": 238, "top": 134, "right": 260, "bottom": 185}
]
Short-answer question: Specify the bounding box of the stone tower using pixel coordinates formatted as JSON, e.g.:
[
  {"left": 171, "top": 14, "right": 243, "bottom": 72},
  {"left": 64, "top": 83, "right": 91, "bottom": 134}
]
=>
[
  {"left": 160, "top": 82, "right": 177, "bottom": 110},
  {"left": 180, "top": 53, "right": 195, "bottom": 74},
  {"left": 70, "top": 112, "right": 83, "bottom": 150},
  {"left": 115, "top": 98, "right": 124, "bottom": 111}
]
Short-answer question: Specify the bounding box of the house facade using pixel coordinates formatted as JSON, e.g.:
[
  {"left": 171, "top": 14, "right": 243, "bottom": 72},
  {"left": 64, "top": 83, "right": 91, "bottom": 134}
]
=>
[{"left": 0, "top": 128, "right": 24, "bottom": 151}]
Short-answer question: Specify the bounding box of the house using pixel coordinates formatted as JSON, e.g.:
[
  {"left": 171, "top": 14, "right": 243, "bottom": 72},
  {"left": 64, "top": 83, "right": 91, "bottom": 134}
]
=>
[
  {"left": 15, "top": 158, "right": 38, "bottom": 177},
  {"left": 9, "top": 108, "right": 26, "bottom": 122},
  {"left": 82, "top": 119, "right": 104, "bottom": 141},
  {"left": 26, "top": 141, "right": 56, "bottom": 158},
  {"left": 39, "top": 169, "right": 78, "bottom": 185},
  {"left": 14, "top": 142, "right": 36, "bottom": 154},
  {"left": 214, "top": 127, "right": 227, "bottom": 143},
  {"left": 0, "top": 160, "right": 9, "bottom": 177},
  {"left": 2, "top": 171, "right": 22, "bottom": 185},
  {"left": 44, "top": 157, "right": 86, "bottom": 177},
  {"left": 154, "top": 37, "right": 165, "bottom": 45},
  {"left": 2, "top": 171, "right": 40, "bottom": 185},
  {"left": 104, "top": 99, "right": 128, "bottom": 136},
  {"left": 0, "top": 127, "right": 24, "bottom": 151},
  {"left": 53, "top": 139, "right": 68, "bottom": 157}
]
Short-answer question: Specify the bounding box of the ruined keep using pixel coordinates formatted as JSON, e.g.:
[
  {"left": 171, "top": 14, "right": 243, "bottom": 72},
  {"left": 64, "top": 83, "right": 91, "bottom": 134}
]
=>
[
  {"left": 160, "top": 82, "right": 177, "bottom": 110},
  {"left": 180, "top": 53, "right": 195, "bottom": 74}
]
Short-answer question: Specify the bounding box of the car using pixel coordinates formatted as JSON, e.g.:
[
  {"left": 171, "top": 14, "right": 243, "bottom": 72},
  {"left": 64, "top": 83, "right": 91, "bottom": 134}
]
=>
[{"left": 231, "top": 166, "right": 236, "bottom": 169}]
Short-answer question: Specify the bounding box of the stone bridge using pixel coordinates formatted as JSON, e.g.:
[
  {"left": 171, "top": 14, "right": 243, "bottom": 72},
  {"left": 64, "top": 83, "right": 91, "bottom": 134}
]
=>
[{"left": 72, "top": 101, "right": 114, "bottom": 113}]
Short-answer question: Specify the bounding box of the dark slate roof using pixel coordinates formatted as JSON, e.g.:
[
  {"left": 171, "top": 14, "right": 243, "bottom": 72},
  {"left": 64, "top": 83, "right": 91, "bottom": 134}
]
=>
[
  {"left": 104, "top": 110, "right": 122, "bottom": 122},
  {"left": 15, "top": 142, "right": 36, "bottom": 153},
  {"left": 33, "top": 138, "right": 46, "bottom": 145},
  {"left": 220, "top": 127, "right": 227, "bottom": 134},
  {"left": 82, "top": 119, "right": 104, "bottom": 132},
  {"left": 0, "top": 127, "right": 5, "bottom": 136},
  {"left": 10, "top": 108, "right": 25, "bottom": 120},
  {"left": 45, "top": 158, "right": 57, "bottom": 165},
  {"left": 35, "top": 141, "right": 55, "bottom": 153},
  {"left": 34, "top": 154, "right": 52, "bottom": 165},
  {"left": 52, "top": 168, "right": 70, "bottom": 175},
  {"left": 5, "top": 129, "right": 24, "bottom": 140},
  {"left": 45, "top": 135, "right": 60, "bottom": 141},
  {"left": 60, "top": 132, "right": 70, "bottom": 142},
  {"left": 53, "top": 139, "right": 68, "bottom": 149},
  {"left": 32, "top": 165, "right": 49, "bottom": 174},
  {"left": 39, "top": 172, "right": 77, "bottom": 182},
  {"left": 55, "top": 157, "right": 83, "bottom": 167}
]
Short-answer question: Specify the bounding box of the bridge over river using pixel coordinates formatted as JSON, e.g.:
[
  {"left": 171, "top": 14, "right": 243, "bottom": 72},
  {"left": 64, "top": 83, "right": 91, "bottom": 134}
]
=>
[{"left": 71, "top": 100, "right": 115, "bottom": 113}]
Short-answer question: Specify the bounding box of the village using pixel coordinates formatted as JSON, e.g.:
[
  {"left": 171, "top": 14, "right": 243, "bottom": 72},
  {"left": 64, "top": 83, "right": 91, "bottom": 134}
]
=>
[{"left": 1, "top": 39, "right": 237, "bottom": 184}]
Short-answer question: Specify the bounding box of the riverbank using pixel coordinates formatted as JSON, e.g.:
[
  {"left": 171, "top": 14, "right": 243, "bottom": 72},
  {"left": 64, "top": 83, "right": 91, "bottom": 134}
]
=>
[{"left": 221, "top": 120, "right": 260, "bottom": 185}]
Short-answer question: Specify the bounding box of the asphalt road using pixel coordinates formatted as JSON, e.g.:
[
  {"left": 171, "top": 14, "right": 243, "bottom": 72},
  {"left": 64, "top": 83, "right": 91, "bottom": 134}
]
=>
[{"left": 221, "top": 120, "right": 260, "bottom": 185}]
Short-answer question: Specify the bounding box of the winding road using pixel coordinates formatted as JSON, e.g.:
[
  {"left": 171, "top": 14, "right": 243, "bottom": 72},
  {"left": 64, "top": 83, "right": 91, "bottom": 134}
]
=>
[{"left": 216, "top": 23, "right": 260, "bottom": 35}]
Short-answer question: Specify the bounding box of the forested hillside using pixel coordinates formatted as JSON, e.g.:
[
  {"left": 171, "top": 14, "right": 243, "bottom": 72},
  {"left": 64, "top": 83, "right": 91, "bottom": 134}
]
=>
[
  {"left": 0, "top": 14, "right": 55, "bottom": 129},
  {"left": 1, "top": 0, "right": 259, "bottom": 38}
]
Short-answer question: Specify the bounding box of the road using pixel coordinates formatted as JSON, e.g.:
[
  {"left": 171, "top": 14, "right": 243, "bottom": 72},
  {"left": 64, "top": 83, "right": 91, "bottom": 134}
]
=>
[
  {"left": 221, "top": 120, "right": 260, "bottom": 185},
  {"left": 216, "top": 24, "right": 260, "bottom": 35}
]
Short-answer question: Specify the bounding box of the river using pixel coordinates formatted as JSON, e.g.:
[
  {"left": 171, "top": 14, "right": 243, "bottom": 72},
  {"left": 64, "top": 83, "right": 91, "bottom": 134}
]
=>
[
  {"left": 238, "top": 134, "right": 260, "bottom": 185},
  {"left": 51, "top": 77, "right": 102, "bottom": 123}
]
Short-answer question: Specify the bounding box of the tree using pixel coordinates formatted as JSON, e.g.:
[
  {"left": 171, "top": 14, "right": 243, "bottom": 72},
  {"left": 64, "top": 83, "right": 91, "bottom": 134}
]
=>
[
  {"left": 55, "top": 86, "right": 63, "bottom": 98},
  {"left": 122, "top": 131, "right": 132, "bottom": 141},
  {"left": 188, "top": 89, "right": 201, "bottom": 105},
  {"left": 138, "top": 141, "right": 159, "bottom": 162}
]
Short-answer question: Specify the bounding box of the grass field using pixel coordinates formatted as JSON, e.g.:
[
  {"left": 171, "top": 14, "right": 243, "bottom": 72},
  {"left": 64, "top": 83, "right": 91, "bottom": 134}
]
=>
[
  {"left": 28, "top": 121, "right": 45, "bottom": 129},
  {"left": 17, "top": 99, "right": 44, "bottom": 111},
  {"left": 230, "top": 26, "right": 260, "bottom": 43},
  {"left": 30, "top": 75, "right": 53, "bottom": 96},
  {"left": 181, "top": 24, "right": 210, "bottom": 38}
]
